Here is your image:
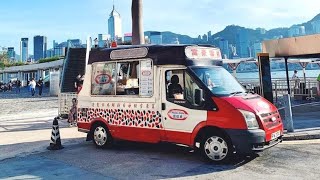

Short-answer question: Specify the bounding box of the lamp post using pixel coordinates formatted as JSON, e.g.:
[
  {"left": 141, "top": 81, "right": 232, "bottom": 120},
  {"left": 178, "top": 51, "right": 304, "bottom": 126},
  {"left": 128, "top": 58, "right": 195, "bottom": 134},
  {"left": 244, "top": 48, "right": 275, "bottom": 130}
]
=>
[{"left": 131, "top": 0, "right": 145, "bottom": 45}]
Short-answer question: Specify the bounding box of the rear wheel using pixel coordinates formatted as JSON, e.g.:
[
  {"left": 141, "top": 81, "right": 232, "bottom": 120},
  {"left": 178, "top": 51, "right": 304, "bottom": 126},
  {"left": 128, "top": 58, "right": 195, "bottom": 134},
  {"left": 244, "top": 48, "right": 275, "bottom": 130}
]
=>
[
  {"left": 200, "top": 132, "right": 233, "bottom": 163},
  {"left": 92, "top": 123, "right": 112, "bottom": 148}
]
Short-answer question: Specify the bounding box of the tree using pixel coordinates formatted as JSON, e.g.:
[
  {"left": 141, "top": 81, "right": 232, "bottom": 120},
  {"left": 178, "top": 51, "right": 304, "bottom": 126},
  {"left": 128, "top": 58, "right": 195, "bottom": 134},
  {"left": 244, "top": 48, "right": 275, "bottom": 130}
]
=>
[
  {"left": 131, "top": 0, "right": 145, "bottom": 45},
  {"left": 0, "top": 53, "right": 9, "bottom": 69}
]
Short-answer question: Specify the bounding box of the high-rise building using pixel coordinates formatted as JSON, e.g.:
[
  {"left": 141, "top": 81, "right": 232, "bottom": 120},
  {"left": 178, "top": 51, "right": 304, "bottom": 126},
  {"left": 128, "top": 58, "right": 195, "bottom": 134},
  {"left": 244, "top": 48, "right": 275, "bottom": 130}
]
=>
[
  {"left": 67, "top": 39, "right": 82, "bottom": 47},
  {"left": 229, "top": 44, "right": 237, "bottom": 59},
  {"left": 202, "top": 34, "right": 208, "bottom": 42},
  {"left": 123, "top": 33, "right": 132, "bottom": 43},
  {"left": 0, "top": 46, "right": 8, "bottom": 56},
  {"left": 311, "top": 20, "right": 320, "bottom": 34},
  {"left": 108, "top": 4, "right": 122, "bottom": 41},
  {"left": 34, "top": 35, "right": 47, "bottom": 61},
  {"left": 7, "top": 47, "right": 15, "bottom": 60},
  {"left": 252, "top": 42, "right": 262, "bottom": 58},
  {"left": 46, "top": 49, "right": 54, "bottom": 58},
  {"left": 20, "top": 38, "right": 28, "bottom": 62},
  {"left": 256, "top": 28, "right": 266, "bottom": 34},
  {"left": 150, "top": 32, "right": 162, "bottom": 44},
  {"left": 53, "top": 41, "right": 68, "bottom": 57},
  {"left": 288, "top": 25, "right": 305, "bottom": 37},
  {"left": 171, "top": 38, "right": 180, "bottom": 44},
  {"left": 236, "top": 29, "right": 251, "bottom": 58},
  {"left": 207, "top": 31, "right": 212, "bottom": 41},
  {"left": 98, "top": 34, "right": 111, "bottom": 47},
  {"left": 219, "top": 39, "right": 230, "bottom": 59}
]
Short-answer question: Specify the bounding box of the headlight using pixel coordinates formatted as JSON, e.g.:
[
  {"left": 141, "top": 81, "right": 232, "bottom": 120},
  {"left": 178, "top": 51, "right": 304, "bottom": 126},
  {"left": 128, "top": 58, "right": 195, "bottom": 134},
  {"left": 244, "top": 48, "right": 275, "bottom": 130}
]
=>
[{"left": 238, "top": 109, "right": 259, "bottom": 129}]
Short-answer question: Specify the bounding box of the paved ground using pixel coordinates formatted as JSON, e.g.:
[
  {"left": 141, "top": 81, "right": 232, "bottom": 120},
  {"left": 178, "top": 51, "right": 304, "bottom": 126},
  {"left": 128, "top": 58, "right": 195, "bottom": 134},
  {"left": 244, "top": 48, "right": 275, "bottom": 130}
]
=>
[
  {"left": 0, "top": 87, "right": 86, "bottom": 160},
  {"left": 1, "top": 140, "right": 320, "bottom": 179},
  {"left": 1, "top": 88, "right": 320, "bottom": 179},
  {"left": 280, "top": 102, "right": 320, "bottom": 140}
]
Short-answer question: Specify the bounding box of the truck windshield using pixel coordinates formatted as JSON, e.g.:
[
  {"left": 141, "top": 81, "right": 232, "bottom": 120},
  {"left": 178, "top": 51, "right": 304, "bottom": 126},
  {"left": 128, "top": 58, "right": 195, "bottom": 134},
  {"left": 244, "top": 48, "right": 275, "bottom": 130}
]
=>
[{"left": 191, "top": 66, "right": 246, "bottom": 97}]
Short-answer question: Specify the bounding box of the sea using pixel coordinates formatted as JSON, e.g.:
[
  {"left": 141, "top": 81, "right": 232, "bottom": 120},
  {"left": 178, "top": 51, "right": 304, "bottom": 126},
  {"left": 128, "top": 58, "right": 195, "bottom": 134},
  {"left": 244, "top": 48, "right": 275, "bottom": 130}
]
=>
[{"left": 236, "top": 69, "right": 320, "bottom": 80}]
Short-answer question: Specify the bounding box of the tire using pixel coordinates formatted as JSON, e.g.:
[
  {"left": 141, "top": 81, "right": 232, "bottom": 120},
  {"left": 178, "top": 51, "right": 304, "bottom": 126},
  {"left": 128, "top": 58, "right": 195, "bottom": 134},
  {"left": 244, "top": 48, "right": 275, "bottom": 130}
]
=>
[
  {"left": 92, "top": 123, "right": 112, "bottom": 148},
  {"left": 200, "top": 132, "right": 233, "bottom": 163}
]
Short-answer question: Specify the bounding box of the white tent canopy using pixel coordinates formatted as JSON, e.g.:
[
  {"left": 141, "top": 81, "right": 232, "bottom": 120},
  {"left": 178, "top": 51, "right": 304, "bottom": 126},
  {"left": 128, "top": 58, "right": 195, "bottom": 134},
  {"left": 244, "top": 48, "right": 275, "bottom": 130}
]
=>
[
  {"left": 222, "top": 58, "right": 255, "bottom": 76},
  {"left": 270, "top": 58, "right": 320, "bottom": 83}
]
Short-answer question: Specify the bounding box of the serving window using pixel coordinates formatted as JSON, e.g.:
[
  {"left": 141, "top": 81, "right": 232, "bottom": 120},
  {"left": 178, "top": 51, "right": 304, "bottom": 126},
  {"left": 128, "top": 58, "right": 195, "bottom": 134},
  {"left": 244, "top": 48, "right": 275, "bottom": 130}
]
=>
[{"left": 91, "top": 59, "right": 153, "bottom": 97}]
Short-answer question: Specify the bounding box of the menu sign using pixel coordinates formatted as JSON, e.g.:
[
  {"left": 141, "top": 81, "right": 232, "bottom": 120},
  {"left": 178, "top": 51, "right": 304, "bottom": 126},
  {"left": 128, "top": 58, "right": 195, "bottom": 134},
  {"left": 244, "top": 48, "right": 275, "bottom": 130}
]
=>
[{"left": 139, "top": 60, "right": 153, "bottom": 97}]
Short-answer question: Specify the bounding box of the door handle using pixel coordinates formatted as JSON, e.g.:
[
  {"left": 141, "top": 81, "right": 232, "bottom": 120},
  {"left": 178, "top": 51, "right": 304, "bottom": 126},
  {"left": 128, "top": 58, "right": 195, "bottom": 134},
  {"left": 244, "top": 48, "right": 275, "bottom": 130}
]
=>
[{"left": 162, "top": 103, "right": 166, "bottom": 110}]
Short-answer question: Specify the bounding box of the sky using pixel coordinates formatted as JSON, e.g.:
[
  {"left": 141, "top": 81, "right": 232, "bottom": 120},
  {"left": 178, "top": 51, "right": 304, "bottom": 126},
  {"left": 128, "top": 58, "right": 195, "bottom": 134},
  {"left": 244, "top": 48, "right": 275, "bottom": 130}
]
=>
[{"left": 1, "top": 0, "right": 320, "bottom": 53}]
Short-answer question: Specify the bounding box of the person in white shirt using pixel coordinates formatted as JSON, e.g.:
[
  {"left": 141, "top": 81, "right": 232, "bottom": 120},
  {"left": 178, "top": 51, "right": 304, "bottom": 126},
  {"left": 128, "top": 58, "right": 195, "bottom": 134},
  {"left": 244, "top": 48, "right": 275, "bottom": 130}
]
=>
[
  {"left": 29, "top": 78, "right": 36, "bottom": 96},
  {"left": 292, "top": 70, "right": 300, "bottom": 88}
]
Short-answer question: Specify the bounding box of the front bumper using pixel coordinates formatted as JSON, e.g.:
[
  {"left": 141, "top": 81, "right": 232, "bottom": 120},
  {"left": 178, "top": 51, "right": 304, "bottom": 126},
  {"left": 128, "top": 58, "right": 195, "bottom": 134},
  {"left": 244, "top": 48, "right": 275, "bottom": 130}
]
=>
[{"left": 226, "top": 129, "right": 282, "bottom": 154}]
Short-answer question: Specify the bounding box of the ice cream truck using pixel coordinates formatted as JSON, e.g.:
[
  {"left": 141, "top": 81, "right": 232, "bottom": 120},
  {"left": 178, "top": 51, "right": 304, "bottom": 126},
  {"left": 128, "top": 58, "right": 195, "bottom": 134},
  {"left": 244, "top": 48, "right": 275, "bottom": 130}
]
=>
[{"left": 76, "top": 45, "right": 283, "bottom": 162}]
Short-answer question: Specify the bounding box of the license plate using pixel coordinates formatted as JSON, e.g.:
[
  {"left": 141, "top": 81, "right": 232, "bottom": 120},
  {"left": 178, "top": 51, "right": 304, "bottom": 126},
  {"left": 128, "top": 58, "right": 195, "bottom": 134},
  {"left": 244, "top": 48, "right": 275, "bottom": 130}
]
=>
[{"left": 271, "top": 130, "right": 281, "bottom": 140}]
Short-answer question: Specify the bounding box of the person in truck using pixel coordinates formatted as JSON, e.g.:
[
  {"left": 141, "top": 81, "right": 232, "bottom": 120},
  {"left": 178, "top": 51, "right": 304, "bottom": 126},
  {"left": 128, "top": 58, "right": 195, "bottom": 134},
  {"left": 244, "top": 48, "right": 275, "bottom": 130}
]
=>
[{"left": 168, "top": 75, "right": 184, "bottom": 99}]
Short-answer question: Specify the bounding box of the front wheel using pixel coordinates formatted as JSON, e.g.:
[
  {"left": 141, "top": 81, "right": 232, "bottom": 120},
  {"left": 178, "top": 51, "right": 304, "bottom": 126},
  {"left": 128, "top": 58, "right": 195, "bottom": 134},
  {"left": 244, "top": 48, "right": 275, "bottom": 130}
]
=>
[
  {"left": 200, "top": 133, "right": 233, "bottom": 163},
  {"left": 92, "top": 123, "right": 112, "bottom": 148}
]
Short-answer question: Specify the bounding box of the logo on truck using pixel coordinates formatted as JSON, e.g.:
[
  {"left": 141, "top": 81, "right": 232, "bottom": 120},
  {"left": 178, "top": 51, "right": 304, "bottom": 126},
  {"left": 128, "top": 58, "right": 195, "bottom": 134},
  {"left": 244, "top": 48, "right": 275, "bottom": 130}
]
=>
[
  {"left": 141, "top": 70, "right": 152, "bottom": 76},
  {"left": 95, "top": 74, "right": 112, "bottom": 84},
  {"left": 167, "top": 109, "right": 188, "bottom": 120}
]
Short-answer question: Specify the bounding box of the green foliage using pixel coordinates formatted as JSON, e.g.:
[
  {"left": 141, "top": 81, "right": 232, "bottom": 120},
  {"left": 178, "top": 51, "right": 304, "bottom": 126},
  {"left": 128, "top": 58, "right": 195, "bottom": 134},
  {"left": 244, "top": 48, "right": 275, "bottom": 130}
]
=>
[
  {"left": 1, "top": 61, "right": 26, "bottom": 68},
  {"left": 0, "top": 53, "right": 9, "bottom": 69},
  {"left": 0, "top": 61, "right": 4, "bottom": 70},
  {"left": 7, "top": 62, "right": 25, "bottom": 67},
  {"left": 38, "top": 56, "right": 61, "bottom": 63},
  {"left": 0, "top": 56, "right": 62, "bottom": 69}
]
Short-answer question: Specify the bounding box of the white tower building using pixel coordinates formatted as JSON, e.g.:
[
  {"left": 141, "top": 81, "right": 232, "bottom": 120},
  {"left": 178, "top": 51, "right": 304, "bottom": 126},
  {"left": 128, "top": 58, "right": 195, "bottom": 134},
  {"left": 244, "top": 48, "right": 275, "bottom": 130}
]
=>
[{"left": 108, "top": 3, "right": 122, "bottom": 41}]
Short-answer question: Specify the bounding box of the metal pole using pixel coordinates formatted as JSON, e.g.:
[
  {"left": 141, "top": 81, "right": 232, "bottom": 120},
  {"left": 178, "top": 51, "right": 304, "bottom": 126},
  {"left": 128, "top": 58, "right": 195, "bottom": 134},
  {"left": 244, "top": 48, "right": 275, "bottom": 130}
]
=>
[
  {"left": 303, "top": 67, "right": 306, "bottom": 85},
  {"left": 233, "top": 69, "right": 237, "bottom": 77},
  {"left": 275, "top": 82, "right": 278, "bottom": 103},
  {"left": 284, "top": 57, "right": 290, "bottom": 94},
  {"left": 284, "top": 94, "right": 294, "bottom": 132}
]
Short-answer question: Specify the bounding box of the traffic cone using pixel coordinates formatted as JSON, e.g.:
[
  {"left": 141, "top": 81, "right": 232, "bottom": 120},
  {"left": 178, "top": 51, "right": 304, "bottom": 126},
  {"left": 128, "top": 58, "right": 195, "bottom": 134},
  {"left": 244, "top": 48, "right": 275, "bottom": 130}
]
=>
[{"left": 47, "top": 117, "right": 64, "bottom": 150}]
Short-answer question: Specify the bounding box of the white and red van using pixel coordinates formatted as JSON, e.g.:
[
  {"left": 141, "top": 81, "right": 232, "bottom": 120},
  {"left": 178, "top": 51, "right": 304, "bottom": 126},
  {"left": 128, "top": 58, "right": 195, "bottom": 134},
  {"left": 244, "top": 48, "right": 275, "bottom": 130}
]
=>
[{"left": 76, "top": 45, "right": 283, "bottom": 162}]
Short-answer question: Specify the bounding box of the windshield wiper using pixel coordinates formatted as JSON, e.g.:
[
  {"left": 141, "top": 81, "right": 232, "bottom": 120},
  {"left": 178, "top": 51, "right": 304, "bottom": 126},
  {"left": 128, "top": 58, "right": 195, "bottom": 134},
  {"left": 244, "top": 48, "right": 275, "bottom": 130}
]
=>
[
  {"left": 229, "top": 91, "right": 244, "bottom": 96},
  {"left": 244, "top": 91, "right": 255, "bottom": 96}
]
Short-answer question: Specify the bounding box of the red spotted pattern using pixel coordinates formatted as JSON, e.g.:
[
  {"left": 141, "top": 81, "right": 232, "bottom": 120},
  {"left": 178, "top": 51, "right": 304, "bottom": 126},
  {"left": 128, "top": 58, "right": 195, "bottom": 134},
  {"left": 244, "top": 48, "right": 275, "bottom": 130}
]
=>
[{"left": 77, "top": 108, "right": 163, "bottom": 129}]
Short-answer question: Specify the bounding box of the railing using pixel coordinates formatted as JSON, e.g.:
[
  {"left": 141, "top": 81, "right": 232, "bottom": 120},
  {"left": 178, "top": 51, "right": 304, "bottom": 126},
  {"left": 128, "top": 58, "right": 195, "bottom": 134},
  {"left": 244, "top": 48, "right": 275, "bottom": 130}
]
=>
[{"left": 239, "top": 78, "right": 319, "bottom": 103}]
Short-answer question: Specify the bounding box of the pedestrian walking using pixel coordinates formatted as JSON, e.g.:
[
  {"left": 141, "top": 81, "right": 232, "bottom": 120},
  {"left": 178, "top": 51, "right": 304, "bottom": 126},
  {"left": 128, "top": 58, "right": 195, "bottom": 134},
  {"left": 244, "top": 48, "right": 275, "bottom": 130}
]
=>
[
  {"left": 37, "top": 77, "right": 44, "bottom": 96},
  {"left": 16, "top": 79, "right": 21, "bottom": 93},
  {"left": 8, "top": 81, "right": 12, "bottom": 91},
  {"left": 292, "top": 70, "right": 300, "bottom": 89},
  {"left": 68, "top": 98, "right": 78, "bottom": 127},
  {"left": 29, "top": 78, "right": 36, "bottom": 96},
  {"left": 74, "top": 74, "right": 84, "bottom": 94}
]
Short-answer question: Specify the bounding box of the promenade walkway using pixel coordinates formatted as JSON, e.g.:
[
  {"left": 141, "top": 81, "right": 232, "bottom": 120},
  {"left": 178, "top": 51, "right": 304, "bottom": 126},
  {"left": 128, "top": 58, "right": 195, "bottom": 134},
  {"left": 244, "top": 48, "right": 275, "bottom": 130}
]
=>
[
  {"left": 0, "top": 86, "right": 85, "bottom": 161},
  {"left": 281, "top": 102, "right": 320, "bottom": 140},
  {"left": 1, "top": 87, "right": 319, "bottom": 142}
]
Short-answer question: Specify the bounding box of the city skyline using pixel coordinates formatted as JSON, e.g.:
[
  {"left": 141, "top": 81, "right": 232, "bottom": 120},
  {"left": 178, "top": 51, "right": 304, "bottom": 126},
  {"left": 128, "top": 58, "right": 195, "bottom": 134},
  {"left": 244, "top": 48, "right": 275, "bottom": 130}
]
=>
[{"left": 1, "top": 0, "right": 320, "bottom": 52}]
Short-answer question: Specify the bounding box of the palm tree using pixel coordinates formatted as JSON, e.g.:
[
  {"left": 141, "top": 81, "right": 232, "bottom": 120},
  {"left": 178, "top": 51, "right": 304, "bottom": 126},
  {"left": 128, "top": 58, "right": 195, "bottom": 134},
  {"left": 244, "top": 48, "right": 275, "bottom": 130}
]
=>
[{"left": 131, "top": 0, "right": 145, "bottom": 45}]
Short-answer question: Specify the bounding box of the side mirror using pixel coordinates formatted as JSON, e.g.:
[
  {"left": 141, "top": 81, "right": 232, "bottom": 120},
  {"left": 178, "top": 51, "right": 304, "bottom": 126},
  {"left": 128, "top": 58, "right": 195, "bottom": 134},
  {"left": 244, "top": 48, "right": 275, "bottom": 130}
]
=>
[{"left": 195, "top": 89, "right": 203, "bottom": 105}]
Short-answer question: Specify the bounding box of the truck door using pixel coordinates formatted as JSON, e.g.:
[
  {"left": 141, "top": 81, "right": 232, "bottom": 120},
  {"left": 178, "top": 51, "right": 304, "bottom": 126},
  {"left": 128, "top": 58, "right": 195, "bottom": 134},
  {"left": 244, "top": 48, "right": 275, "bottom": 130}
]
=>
[{"left": 160, "top": 68, "right": 207, "bottom": 145}]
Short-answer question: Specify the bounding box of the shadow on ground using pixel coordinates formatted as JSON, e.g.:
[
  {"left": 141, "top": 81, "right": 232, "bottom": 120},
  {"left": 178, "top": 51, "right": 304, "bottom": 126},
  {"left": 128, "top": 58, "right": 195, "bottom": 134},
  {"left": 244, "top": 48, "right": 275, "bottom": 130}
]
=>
[{"left": 0, "top": 140, "right": 259, "bottom": 179}]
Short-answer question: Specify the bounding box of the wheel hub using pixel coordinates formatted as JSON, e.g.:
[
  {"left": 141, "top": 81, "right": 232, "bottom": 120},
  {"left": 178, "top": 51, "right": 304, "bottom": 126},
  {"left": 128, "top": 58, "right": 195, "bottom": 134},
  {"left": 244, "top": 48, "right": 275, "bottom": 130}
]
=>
[
  {"left": 94, "top": 126, "right": 107, "bottom": 146},
  {"left": 204, "top": 136, "right": 228, "bottom": 161}
]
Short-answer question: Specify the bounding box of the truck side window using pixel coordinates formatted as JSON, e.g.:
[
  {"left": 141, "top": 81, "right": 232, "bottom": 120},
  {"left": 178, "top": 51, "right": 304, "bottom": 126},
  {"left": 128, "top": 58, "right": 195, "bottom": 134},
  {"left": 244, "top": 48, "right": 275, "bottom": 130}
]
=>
[
  {"left": 184, "top": 72, "right": 202, "bottom": 106},
  {"left": 91, "top": 63, "right": 116, "bottom": 95},
  {"left": 166, "top": 69, "right": 203, "bottom": 108},
  {"left": 91, "top": 59, "right": 153, "bottom": 97},
  {"left": 166, "top": 70, "right": 184, "bottom": 100},
  {"left": 116, "top": 61, "right": 140, "bottom": 95}
]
